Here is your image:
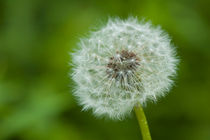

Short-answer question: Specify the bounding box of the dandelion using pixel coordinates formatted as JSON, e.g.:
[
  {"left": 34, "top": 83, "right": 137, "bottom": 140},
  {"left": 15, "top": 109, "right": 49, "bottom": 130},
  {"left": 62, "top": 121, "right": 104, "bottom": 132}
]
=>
[{"left": 71, "top": 17, "right": 178, "bottom": 140}]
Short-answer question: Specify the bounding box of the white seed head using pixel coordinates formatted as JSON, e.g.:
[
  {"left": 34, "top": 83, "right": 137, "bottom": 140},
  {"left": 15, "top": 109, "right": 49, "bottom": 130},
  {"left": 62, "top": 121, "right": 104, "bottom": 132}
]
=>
[{"left": 71, "top": 17, "right": 178, "bottom": 120}]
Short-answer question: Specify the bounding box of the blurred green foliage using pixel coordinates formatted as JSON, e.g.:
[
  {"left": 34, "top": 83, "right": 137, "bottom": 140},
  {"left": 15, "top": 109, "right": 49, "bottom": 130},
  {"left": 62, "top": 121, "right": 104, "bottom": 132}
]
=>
[{"left": 0, "top": 0, "right": 210, "bottom": 140}]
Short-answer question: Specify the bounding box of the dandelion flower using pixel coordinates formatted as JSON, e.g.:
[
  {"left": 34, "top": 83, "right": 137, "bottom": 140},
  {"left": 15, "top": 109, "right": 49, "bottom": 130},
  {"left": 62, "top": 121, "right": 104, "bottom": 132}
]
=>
[{"left": 71, "top": 17, "right": 178, "bottom": 120}]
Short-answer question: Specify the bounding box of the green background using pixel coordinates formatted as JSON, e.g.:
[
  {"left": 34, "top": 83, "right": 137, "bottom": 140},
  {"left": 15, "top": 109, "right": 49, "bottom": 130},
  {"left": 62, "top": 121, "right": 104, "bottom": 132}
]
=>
[{"left": 0, "top": 0, "right": 210, "bottom": 140}]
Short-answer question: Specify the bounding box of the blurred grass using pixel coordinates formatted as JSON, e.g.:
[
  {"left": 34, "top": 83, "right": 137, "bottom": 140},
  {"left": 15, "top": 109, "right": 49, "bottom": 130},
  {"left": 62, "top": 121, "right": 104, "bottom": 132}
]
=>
[{"left": 0, "top": 0, "right": 210, "bottom": 140}]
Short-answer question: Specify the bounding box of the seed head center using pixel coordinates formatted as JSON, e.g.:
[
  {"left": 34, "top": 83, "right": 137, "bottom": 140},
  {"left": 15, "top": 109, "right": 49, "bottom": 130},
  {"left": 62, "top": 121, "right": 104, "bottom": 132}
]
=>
[{"left": 106, "top": 50, "right": 140, "bottom": 80}]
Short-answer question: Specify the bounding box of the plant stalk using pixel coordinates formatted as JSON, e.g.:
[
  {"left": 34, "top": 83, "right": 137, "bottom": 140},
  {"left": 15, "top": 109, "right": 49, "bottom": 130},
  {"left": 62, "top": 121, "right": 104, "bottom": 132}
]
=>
[{"left": 134, "top": 103, "right": 152, "bottom": 140}]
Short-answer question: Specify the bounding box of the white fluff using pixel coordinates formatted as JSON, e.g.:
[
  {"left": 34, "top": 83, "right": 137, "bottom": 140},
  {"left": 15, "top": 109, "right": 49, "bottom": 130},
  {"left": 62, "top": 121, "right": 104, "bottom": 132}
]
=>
[{"left": 71, "top": 17, "right": 178, "bottom": 120}]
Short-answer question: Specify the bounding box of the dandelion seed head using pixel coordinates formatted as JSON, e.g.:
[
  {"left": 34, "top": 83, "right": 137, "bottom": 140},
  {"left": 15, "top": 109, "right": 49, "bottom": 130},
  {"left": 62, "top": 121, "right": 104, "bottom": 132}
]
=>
[{"left": 71, "top": 17, "right": 178, "bottom": 119}]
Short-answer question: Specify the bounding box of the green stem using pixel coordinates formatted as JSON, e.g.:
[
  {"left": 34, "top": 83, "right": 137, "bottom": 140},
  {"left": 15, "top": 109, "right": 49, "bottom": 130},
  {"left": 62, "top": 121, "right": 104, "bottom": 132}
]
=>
[{"left": 134, "top": 103, "right": 152, "bottom": 140}]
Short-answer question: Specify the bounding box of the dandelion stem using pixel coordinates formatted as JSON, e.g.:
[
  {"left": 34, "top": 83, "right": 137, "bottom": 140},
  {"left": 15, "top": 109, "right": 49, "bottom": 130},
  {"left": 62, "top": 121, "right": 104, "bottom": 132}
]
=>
[{"left": 134, "top": 103, "right": 152, "bottom": 140}]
